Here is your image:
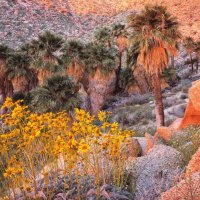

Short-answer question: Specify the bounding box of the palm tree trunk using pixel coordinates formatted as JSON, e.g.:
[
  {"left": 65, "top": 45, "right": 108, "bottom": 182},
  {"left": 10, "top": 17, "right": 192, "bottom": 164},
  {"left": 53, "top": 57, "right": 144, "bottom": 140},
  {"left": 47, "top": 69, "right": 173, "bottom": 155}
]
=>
[
  {"left": 171, "top": 55, "right": 175, "bottom": 68},
  {"left": 196, "top": 55, "right": 199, "bottom": 73},
  {"left": 189, "top": 53, "right": 194, "bottom": 72},
  {"left": 115, "top": 51, "right": 122, "bottom": 93},
  {"left": 152, "top": 74, "right": 164, "bottom": 127}
]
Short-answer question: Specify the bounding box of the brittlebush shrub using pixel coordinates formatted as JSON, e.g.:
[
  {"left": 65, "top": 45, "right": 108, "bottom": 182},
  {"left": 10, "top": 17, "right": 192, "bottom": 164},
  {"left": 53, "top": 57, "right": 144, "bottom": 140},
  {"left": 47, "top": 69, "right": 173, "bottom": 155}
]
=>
[{"left": 0, "top": 98, "right": 134, "bottom": 199}]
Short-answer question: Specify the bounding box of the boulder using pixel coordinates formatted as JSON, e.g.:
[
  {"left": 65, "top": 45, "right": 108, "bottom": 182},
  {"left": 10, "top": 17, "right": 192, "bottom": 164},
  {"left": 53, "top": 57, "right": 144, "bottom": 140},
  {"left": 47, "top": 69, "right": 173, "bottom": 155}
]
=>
[
  {"left": 178, "top": 80, "right": 200, "bottom": 128},
  {"left": 134, "top": 137, "right": 146, "bottom": 156},
  {"left": 128, "top": 144, "right": 185, "bottom": 200},
  {"left": 145, "top": 133, "right": 156, "bottom": 154},
  {"left": 121, "top": 138, "right": 142, "bottom": 158},
  {"left": 156, "top": 126, "right": 175, "bottom": 141},
  {"left": 186, "top": 147, "right": 200, "bottom": 177},
  {"left": 161, "top": 172, "right": 200, "bottom": 200},
  {"left": 179, "top": 99, "right": 200, "bottom": 129},
  {"left": 189, "top": 80, "right": 200, "bottom": 111}
]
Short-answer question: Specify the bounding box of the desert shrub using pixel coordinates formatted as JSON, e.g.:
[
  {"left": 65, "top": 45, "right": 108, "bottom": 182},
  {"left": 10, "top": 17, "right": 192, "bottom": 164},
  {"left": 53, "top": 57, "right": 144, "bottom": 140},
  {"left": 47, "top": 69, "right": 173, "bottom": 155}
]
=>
[
  {"left": 167, "top": 126, "right": 200, "bottom": 164},
  {"left": 0, "top": 98, "right": 134, "bottom": 199}
]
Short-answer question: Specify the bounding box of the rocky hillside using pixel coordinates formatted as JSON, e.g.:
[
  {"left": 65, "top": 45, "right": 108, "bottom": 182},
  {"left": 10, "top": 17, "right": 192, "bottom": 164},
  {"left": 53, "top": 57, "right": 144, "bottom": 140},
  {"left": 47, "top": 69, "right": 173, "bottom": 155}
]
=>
[{"left": 0, "top": 0, "right": 199, "bottom": 48}]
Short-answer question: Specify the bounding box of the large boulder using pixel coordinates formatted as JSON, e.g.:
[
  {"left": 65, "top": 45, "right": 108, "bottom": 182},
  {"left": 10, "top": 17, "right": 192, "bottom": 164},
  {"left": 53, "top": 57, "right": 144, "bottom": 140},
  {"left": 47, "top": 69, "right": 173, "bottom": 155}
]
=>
[
  {"left": 157, "top": 80, "right": 200, "bottom": 141},
  {"left": 127, "top": 144, "right": 185, "bottom": 200},
  {"left": 161, "top": 172, "right": 200, "bottom": 200},
  {"left": 186, "top": 147, "right": 200, "bottom": 177},
  {"left": 179, "top": 80, "right": 200, "bottom": 129}
]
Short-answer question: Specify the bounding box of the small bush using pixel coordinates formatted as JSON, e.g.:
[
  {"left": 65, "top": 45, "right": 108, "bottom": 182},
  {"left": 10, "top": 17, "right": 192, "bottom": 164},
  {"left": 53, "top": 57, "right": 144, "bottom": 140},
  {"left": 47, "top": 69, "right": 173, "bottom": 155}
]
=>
[{"left": 167, "top": 126, "right": 200, "bottom": 164}]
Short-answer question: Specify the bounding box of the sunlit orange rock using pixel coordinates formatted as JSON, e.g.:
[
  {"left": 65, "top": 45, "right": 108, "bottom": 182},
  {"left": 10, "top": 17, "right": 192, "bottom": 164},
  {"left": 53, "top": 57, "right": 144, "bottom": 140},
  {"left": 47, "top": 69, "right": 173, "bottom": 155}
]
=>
[
  {"left": 156, "top": 126, "right": 174, "bottom": 141},
  {"left": 145, "top": 133, "right": 155, "bottom": 153},
  {"left": 179, "top": 80, "right": 200, "bottom": 129},
  {"left": 186, "top": 147, "right": 200, "bottom": 177},
  {"left": 161, "top": 172, "right": 200, "bottom": 200}
]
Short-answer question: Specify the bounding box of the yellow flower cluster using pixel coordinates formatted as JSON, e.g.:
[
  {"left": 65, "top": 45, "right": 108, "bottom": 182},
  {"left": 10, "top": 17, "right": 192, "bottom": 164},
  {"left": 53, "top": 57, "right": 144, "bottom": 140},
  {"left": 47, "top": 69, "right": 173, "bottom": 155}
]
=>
[{"left": 0, "top": 98, "right": 135, "bottom": 198}]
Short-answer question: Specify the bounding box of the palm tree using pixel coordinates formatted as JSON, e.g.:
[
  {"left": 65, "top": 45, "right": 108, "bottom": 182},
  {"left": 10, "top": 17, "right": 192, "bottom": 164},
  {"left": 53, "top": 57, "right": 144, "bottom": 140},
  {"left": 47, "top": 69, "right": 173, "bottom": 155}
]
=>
[
  {"left": 31, "top": 31, "right": 64, "bottom": 86},
  {"left": 184, "top": 37, "right": 196, "bottom": 72},
  {"left": 84, "top": 43, "right": 118, "bottom": 75},
  {"left": 30, "top": 75, "right": 80, "bottom": 114},
  {"left": 62, "top": 40, "right": 86, "bottom": 83},
  {"left": 127, "top": 36, "right": 151, "bottom": 94},
  {"left": 6, "top": 53, "right": 33, "bottom": 93},
  {"left": 0, "top": 45, "right": 13, "bottom": 106},
  {"left": 128, "top": 5, "right": 180, "bottom": 127},
  {"left": 111, "top": 23, "right": 128, "bottom": 91},
  {"left": 84, "top": 43, "right": 118, "bottom": 114},
  {"left": 94, "top": 27, "right": 112, "bottom": 47}
]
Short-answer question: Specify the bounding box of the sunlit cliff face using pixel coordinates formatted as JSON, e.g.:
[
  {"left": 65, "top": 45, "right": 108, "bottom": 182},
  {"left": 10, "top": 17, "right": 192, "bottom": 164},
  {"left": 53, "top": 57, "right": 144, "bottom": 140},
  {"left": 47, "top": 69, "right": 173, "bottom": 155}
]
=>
[{"left": 17, "top": 0, "right": 200, "bottom": 40}]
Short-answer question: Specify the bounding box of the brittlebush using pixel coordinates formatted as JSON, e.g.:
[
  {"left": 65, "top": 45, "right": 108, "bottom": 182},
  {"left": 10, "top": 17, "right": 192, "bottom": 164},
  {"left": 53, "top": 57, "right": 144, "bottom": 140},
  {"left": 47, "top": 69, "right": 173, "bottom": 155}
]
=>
[{"left": 0, "top": 98, "right": 134, "bottom": 199}]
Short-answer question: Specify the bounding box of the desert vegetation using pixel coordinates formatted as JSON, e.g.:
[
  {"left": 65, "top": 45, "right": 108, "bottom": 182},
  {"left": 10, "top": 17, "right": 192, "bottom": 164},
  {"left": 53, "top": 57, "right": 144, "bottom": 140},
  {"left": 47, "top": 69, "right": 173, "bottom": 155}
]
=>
[{"left": 0, "top": 3, "right": 200, "bottom": 200}]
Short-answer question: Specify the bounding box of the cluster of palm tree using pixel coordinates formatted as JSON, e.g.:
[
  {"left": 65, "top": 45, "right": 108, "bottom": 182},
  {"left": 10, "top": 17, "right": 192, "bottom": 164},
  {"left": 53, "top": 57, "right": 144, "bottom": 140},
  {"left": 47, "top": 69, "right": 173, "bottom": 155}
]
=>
[
  {"left": 1, "top": 4, "right": 199, "bottom": 127},
  {"left": 184, "top": 37, "right": 200, "bottom": 72},
  {"left": 0, "top": 30, "right": 121, "bottom": 113}
]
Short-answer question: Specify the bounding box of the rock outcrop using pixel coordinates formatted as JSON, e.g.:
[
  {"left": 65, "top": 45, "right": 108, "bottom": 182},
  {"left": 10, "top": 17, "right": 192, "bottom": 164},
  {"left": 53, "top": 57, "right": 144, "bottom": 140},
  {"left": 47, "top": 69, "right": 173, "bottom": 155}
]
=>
[
  {"left": 121, "top": 138, "right": 142, "bottom": 158},
  {"left": 161, "top": 146, "right": 200, "bottom": 199},
  {"left": 161, "top": 172, "right": 200, "bottom": 200},
  {"left": 186, "top": 147, "right": 200, "bottom": 177},
  {"left": 128, "top": 144, "right": 185, "bottom": 200},
  {"left": 179, "top": 80, "right": 200, "bottom": 129},
  {"left": 156, "top": 80, "right": 200, "bottom": 141}
]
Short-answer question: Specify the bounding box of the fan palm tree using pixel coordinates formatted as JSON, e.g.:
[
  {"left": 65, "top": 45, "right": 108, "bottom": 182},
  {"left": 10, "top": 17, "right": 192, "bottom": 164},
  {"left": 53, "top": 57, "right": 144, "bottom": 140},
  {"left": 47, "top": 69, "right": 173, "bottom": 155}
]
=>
[
  {"left": 84, "top": 43, "right": 118, "bottom": 75},
  {"left": 30, "top": 75, "right": 80, "bottom": 114},
  {"left": 31, "top": 31, "right": 64, "bottom": 86},
  {"left": 127, "top": 40, "right": 151, "bottom": 94},
  {"left": 6, "top": 53, "right": 33, "bottom": 93},
  {"left": 62, "top": 40, "right": 86, "bottom": 83},
  {"left": 111, "top": 23, "right": 128, "bottom": 91},
  {"left": 184, "top": 37, "right": 196, "bottom": 72},
  {"left": 94, "top": 27, "right": 112, "bottom": 47},
  {"left": 0, "top": 45, "right": 13, "bottom": 106},
  {"left": 128, "top": 5, "right": 180, "bottom": 127}
]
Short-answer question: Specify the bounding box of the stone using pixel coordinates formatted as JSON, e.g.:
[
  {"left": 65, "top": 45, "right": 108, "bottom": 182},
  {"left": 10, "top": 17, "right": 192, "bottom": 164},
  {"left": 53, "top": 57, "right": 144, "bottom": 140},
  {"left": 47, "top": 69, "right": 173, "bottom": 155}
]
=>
[
  {"left": 145, "top": 133, "right": 155, "bottom": 154},
  {"left": 156, "top": 126, "right": 175, "bottom": 141},
  {"left": 179, "top": 100, "right": 200, "bottom": 129},
  {"left": 189, "top": 80, "right": 200, "bottom": 111},
  {"left": 134, "top": 137, "right": 146, "bottom": 156},
  {"left": 161, "top": 172, "right": 200, "bottom": 200},
  {"left": 186, "top": 147, "right": 200, "bottom": 177},
  {"left": 121, "top": 138, "right": 142, "bottom": 158},
  {"left": 179, "top": 80, "right": 200, "bottom": 128},
  {"left": 128, "top": 144, "right": 185, "bottom": 200}
]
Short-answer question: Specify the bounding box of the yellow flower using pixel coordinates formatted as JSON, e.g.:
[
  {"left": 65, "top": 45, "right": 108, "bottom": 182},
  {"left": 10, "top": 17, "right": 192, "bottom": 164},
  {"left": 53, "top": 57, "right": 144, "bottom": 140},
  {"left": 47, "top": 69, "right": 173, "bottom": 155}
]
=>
[
  {"left": 2, "top": 98, "right": 13, "bottom": 108},
  {"left": 98, "top": 111, "right": 106, "bottom": 122},
  {"left": 78, "top": 143, "right": 90, "bottom": 154},
  {"left": 3, "top": 167, "right": 15, "bottom": 178}
]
